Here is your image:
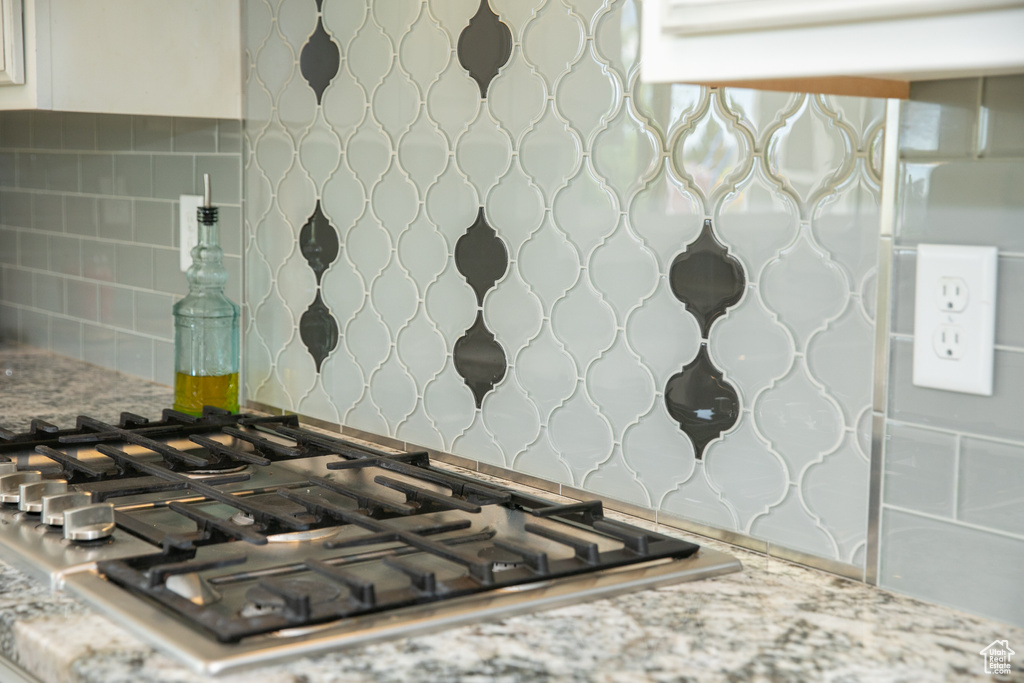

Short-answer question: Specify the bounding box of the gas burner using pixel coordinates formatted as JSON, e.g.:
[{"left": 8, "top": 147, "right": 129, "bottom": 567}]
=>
[{"left": 0, "top": 407, "right": 740, "bottom": 675}]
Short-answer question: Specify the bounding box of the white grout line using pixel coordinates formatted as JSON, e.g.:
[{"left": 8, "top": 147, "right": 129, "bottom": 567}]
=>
[
  {"left": 886, "top": 418, "right": 1024, "bottom": 450},
  {"left": 883, "top": 503, "right": 1024, "bottom": 542}
]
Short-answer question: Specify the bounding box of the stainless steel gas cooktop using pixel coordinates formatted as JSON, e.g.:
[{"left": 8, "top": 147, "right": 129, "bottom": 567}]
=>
[{"left": 0, "top": 408, "right": 741, "bottom": 675}]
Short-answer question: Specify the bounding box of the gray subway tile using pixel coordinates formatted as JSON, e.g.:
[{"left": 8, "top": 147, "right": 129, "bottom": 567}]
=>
[
  {"left": 153, "top": 155, "right": 196, "bottom": 200},
  {"left": 959, "top": 437, "right": 1024, "bottom": 536},
  {"left": 0, "top": 228, "right": 14, "bottom": 264},
  {"left": 115, "top": 243, "right": 153, "bottom": 289},
  {"left": 224, "top": 254, "right": 241, "bottom": 305},
  {"left": 154, "top": 339, "right": 174, "bottom": 386},
  {"left": 62, "top": 113, "right": 97, "bottom": 151},
  {"left": 32, "top": 193, "right": 64, "bottom": 232},
  {"left": 219, "top": 205, "right": 242, "bottom": 256},
  {"left": 96, "top": 114, "right": 133, "bottom": 151},
  {"left": 65, "top": 196, "right": 98, "bottom": 237},
  {"left": 81, "top": 240, "right": 116, "bottom": 282},
  {"left": 80, "top": 154, "right": 115, "bottom": 194},
  {"left": 50, "top": 316, "right": 82, "bottom": 360},
  {"left": 31, "top": 111, "right": 63, "bottom": 149},
  {"left": 19, "top": 309, "right": 49, "bottom": 348},
  {"left": 0, "top": 111, "right": 31, "bottom": 148},
  {"left": 134, "top": 199, "right": 174, "bottom": 247},
  {"left": 900, "top": 78, "right": 980, "bottom": 159},
  {"left": 97, "top": 197, "right": 132, "bottom": 241},
  {"left": 883, "top": 423, "right": 956, "bottom": 517},
  {"left": 218, "top": 120, "right": 242, "bottom": 154},
  {"left": 116, "top": 330, "right": 153, "bottom": 380},
  {"left": 18, "top": 231, "right": 48, "bottom": 269},
  {"left": 46, "top": 153, "right": 79, "bottom": 192},
  {"left": 114, "top": 154, "right": 153, "bottom": 197},
  {"left": 133, "top": 116, "right": 174, "bottom": 152},
  {"left": 98, "top": 284, "right": 134, "bottom": 330},
  {"left": 879, "top": 508, "right": 1024, "bottom": 627},
  {"left": 0, "top": 190, "right": 32, "bottom": 228},
  {"left": 66, "top": 279, "right": 98, "bottom": 321},
  {"left": 889, "top": 338, "right": 1024, "bottom": 442},
  {"left": 0, "top": 151, "right": 15, "bottom": 185},
  {"left": 33, "top": 272, "right": 64, "bottom": 313},
  {"left": 892, "top": 251, "right": 1024, "bottom": 349},
  {"left": 897, "top": 160, "right": 1024, "bottom": 250},
  {"left": 2, "top": 266, "right": 32, "bottom": 306},
  {"left": 0, "top": 303, "right": 18, "bottom": 340},
  {"left": 173, "top": 118, "right": 218, "bottom": 153},
  {"left": 980, "top": 74, "right": 1024, "bottom": 158},
  {"left": 17, "top": 152, "right": 46, "bottom": 189},
  {"left": 135, "top": 291, "right": 173, "bottom": 339},
  {"left": 48, "top": 234, "right": 80, "bottom": 276},
  {"left": 83, "top": 322, "right": 116, "bottom": 369},
  {"left": 195, "top": 155, "right": 240, "bottom": 204},
  {"left": 153, "top": 246, "right": 188, "bottom": 296}
]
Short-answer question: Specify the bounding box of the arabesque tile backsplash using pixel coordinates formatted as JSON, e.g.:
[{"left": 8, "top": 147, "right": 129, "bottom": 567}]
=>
[{"left": 243, "top": 0, "right": 883, "bottom": 570}]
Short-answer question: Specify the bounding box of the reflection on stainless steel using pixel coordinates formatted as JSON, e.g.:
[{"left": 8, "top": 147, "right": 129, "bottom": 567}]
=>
[
  {"left": 18, "top": 480, "right": 68, "bottom": 513},
  {"left": 63, "top": 503, "right": 116, "bottom": 541},
  {"left": 0, "top": 471, "right": 42, "bottom": 503},
  {"left": 41, "top": 491, "right": 92, "bottom": 526},
  {"left": 166, "top": 573, "right": 222, "bottom": 606}
]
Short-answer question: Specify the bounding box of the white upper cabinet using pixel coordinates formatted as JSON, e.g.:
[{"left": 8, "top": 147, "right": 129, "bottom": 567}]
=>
[
  {"left": 0, "top": 0, "right": 240, "bottom": 118},
  {"left": 642, "top": 0, "right": 1024, "bottom": 94}
]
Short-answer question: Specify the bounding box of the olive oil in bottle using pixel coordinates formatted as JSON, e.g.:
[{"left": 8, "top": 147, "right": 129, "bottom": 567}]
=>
[{"left": 173, "top": 174, "right": 239, "bottom": 415}]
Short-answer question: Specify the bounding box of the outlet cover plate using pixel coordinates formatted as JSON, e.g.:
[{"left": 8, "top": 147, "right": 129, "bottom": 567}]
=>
[
  {"left": 179, "top": 195, "right": 203, "bottom": 272},
  {"left": 912, "top": 244, "right": 998, "bottom": 395}
]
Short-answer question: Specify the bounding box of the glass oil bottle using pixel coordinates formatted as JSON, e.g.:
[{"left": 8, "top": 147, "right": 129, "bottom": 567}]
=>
[{"left": 173, "top": 174, "right": 239, "bottom": 414}]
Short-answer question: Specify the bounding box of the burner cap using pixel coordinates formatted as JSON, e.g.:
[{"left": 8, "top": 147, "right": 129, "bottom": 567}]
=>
[{"left": 478, "top": 545, "right": 524, "bottom": 572}]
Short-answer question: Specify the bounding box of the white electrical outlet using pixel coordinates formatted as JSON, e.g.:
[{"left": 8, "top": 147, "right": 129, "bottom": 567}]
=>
[
  {"left": 912, "top": 244, "right": 998, "bottom": 395},
  {"left": 179, "top": 194, "right": 203, "bottom": 272}
]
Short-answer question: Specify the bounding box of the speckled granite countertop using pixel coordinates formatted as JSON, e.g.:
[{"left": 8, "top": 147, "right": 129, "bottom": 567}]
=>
[{"left": 1, "top": 344, "right": 1022, "bottom": 683}]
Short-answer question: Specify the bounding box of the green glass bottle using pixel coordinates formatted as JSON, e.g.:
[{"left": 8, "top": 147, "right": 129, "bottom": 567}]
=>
[{"left": 173, "top": 174, "right": 239, "bottom": 415}]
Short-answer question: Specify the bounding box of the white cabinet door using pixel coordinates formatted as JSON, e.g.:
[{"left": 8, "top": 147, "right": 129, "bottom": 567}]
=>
[
  {"left": 0, "top": 0, "right": 24, "bottom": 85},
  {"left": 642, "top": 0, "right": 1024, "bottom": 89}
]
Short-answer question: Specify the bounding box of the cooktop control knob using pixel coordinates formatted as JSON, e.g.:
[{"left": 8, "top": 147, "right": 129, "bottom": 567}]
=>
[
  {"left": 41, "top": 492, "right": 92, "bottom": 526},
  {"left": 18, "top": 480, "right": 69, "bottom": 513},
  {"left": 0, "top": 471, "right": 42, "bottom": 504},
  {"left": 62, "top": 503, "right": 116, "bottom": 541}
]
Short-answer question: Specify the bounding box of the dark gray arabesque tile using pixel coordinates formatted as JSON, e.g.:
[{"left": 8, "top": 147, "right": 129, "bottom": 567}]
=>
[
  {"left": 457, "top": 0, "right": 512, "bottom": 97},
  {"left": 897, "top": 160, "right": 1024, "bottom": 250},
  {"left": 299, "top": 16, "right": 340, "bottom": 105},
  {"left": 980, "top": 74, "right": 1024, "bottom": 158},
  {"left": 889, "top": 338, "right": 1024, "bottom": 442},
  {"left": 892, "top": 251, "right": 1024, "bottom": 349},
  {"left": 883, "top": 423, "right": 957, "bottom": 517},
  {"left": 958, "top": 437, "right": 1024, "bottom": 536},
  {"left": 900, "top": 78, "right": 980, "bottom": 159},
  {"left": 880, "top": 508, "right": 1024, "bottom": 627}
]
